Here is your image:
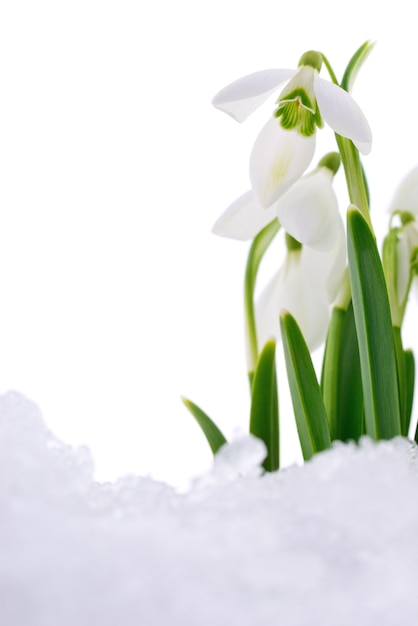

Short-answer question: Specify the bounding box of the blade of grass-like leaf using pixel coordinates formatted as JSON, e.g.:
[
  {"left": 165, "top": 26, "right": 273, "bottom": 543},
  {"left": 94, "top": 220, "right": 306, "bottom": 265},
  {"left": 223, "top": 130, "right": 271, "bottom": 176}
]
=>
[
  {"left": 321, "top": 306, "right": 345, "bottom": 439},
  {"left": 181, "top": 397, "right": 227, "bottom": 455},
  {"left": 280, "top": 311, "right": 331, "bottom": 460},
  {"left": 335, "top": 300, "right": 364, "bottom": 441},
  {"left": 347, "top": 207, "right": 401, "bottom": 439},
  {"left": 341, "top": 40, "right": 375, "bottom": 92},
  {"left": 405, "top": 349, "right": 415, "bottom": 437},
  {"left": 321, "top": 302, "right": 364, "bottom": 441},
  {"left": 249, "top": 339, "right": 279, "bottom": 472},
  {"left": 393, "top": 326, "right": 408, "bottom": 436}
]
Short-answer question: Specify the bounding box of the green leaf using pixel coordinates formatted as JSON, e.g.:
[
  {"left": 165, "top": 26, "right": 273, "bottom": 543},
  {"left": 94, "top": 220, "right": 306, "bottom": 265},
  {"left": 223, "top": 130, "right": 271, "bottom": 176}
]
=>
[
  {"left": 335, "top": 301, "right": 364, "bottom": 441},
  {"left": 321, "top": 302, "right": 364, "bottom": 442},
  {"left": 347, "top": 207, "right": 401, "bottom": 439},
  {"left": 393, "top": 326, "right": 409, "bottom": 436},
  {"left": 249, "top": 339, "right": 279, "bottom": 472},
  {"left": 405, "top": 348, "right": 415, "bottom": 437},
  {"left": 280, "top": 311, "right": 331, "bottom": 460},
  {"left": 181, "top": 397, "right": 227, "bottom": 455},
  {"left": 321, "top": 306, "right": 345, "bottom": 439},
  {"left": 341, "top": 40, "right": 375, "bottom": 92}
]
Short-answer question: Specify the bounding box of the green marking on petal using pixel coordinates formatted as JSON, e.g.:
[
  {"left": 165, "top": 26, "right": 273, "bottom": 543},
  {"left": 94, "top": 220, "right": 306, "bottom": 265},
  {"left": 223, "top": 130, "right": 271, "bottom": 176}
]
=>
[
  {"left": 275, "top": 101, "right": 316, "bottom": 137},
  {"left": 267, "top": 150, "right": 292, "bottom": 190},
  {"left": 275, "top": 100, "right": 300, "bottom": 130},
  {"left": 277, "top": 87, "right": 315, "bottom": 112},
  {"left": 274, "top": 67, "right": 322, "bottom": 137}
]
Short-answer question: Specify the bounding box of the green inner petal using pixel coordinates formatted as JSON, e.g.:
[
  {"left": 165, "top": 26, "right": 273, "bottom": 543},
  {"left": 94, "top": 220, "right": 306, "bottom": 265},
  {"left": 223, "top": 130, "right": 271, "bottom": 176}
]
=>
[
  {"left": 278, "top": 87, "right": 315, "bottom": 112},
  {"left": 275, "top": 97, "right": 317, "bottom": 137},
  {"left": 274, "top": 68, "right": 322, "bottom": 137}
]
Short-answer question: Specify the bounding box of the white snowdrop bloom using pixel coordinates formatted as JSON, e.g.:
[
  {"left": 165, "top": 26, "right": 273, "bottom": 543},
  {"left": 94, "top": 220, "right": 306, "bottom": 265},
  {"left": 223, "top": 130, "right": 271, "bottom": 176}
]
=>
[
  {"left": 212, "top": 51, "right": 371, "bottom": 207},
  {"left": 385, "top": 167, "right": 418, "bottom": 317},
  {"left": 256, "top": 221, "right": 346, "bottom": 351},
  {"left": 213, "top": 154, "right": 341, "bottom": 254},
  {"left": 395, "top": 218, "right": 418, "bottom": 306},
  {"left": 388, "top": 166, "right": 418, "bottom": 215}
]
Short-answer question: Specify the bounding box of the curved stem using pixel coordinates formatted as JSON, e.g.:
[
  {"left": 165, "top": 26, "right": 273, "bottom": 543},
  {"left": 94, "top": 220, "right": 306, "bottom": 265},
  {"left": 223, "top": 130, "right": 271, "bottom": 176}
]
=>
[
  {"left": 335, "top": 134, "right": 373, "bottom": 232},
  {"left": 244, "top": 220, "right": 280, "bottom": 383}
]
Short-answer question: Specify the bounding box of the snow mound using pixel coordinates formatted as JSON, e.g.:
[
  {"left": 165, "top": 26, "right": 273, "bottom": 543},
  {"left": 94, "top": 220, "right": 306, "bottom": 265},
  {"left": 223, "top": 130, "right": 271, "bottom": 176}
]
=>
[{"left": 1, "top": 391, "right": 418, "bottom": 626}]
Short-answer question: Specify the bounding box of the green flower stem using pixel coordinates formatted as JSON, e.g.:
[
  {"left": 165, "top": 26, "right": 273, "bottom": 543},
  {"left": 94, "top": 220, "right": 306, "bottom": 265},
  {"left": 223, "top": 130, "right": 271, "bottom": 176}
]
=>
[
  {"left": 382, "top": 227, "right": 403, "bottom": 326},
  {"left": 244, "top": 219, "right": 280, "bottom": 384},
  {"left": 320, "top": 53, "right": 338, "bottom": 85},
  {"left": 335, "top": 134, "right": 373, "bottom": 231},
  {"left": 393, "top": 325, "right": 408, "bottom": 436},
  {"left": 323, "top": 42, "right": 374, "bottom": 230}
]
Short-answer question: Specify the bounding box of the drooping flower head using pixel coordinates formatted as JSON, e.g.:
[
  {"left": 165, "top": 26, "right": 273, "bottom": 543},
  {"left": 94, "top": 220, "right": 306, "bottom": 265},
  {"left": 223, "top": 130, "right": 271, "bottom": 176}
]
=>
[
  {"left": 256, "top": 225, "right": 346, "bottom": 352},
  {"left": 388, "top": 166, "right": 418, "bottom": 216},
  {"left": 273, "top": 51, "right": 324, "bottom": 138},
  {"left": 384, "top": 167, "right": 418, "bottom": 325},
  {"left": 212, "top": 152, "right": 343, "bottom": 254},
  {"left": 212, "top": 51, "right": 372, "bottom": 208},
  {"left": 212, "top": 153, "right": 346, "bottom": 352}
]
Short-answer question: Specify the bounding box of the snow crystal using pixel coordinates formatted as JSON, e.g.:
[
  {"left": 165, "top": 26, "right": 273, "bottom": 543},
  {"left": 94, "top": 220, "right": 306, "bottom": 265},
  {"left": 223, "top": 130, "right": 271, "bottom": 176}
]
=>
[{"left": 1, "top": 391, "right": 418, "bottom": 626}]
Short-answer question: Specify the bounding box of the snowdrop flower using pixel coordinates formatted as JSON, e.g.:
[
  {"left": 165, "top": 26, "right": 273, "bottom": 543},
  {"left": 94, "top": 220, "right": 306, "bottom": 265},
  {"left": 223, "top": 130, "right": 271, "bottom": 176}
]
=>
[
  {"left": 383, "top": 213, "right": 418, "bottom": 327},
  {"left": 388, "top": 166, "right": 418, "bottom": 216},
  {"left": 213, "top": 152, "right": 342, "bottom": 253},
  {"left": 256, "top": 224, "right": 346, "bottom": 351},
  {"left": 395, "top": 217, "right": 418, "bottom": 305},
  {"left": 383, "top": 168, "right": 418, "bottom": 325},
  {"left": 212, "top": 51, "right": 372, "bottom": 207}
]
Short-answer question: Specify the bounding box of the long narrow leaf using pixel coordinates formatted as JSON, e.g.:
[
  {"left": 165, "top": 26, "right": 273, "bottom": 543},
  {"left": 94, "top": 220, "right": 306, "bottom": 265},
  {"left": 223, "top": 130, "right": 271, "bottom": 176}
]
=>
[
  {"left": 393, "top": 326, "right": 408, "bottom": 436},
  {"left": 249, "top": 339, "right": 279, "bottom": 472},
  {"left": 341, "top": 40, "right": 375, "bottom": 93},
  {"left": 335, "top": 301, "right": 364, "bottom": 441},
  {"left": 321, "top": 306, "right": 345, "bottom": 439},
  {"left": 347, "top": 207, "right": 401, "bottom": 439},
  {"left": 181, "top": 397, "right": 227, "bottom": 455},
  {"left": 280, "top": 311, "right": 331, "bottom": 460},
  {"left": 405, "top": 349, "right": 415, "bottom": 437},
  {"left": 321, "top": 301, "right": 364, "bottom": 442}
]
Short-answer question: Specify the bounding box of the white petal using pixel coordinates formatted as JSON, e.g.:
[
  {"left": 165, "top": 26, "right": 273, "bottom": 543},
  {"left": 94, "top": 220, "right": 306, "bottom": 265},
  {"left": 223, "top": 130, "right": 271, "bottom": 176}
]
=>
[
  {"left": 388, "top": 166, "right": 418, "bottom": 214},
  {"left": 256, "top": 267, "right": 283, "bottom": 349},
  {"left": 276, "top": 168, "right": 340, "bottom": 252},
  {"left": 256, "top": 250, "right": 330, "bottom": 351},
  {"left": 250, "top": 118, "right": 316, "bottom": 208},
  {"left": 396, "top": 232, "right": 411, "bottom": 306},
  {"left": 212, "top": 69, "right": 296, "bottom": 122},
  {"left": 314, "top": 76, "right": 372, "bottom": 155},
  {"left": 300, "top": 219, "right": 346, "bottom": 303},
  {"left": 397, "top": 221, "right": 418, "bottom": 303},
  {"left": 212, "top": 190, "right": 277, "bottom": 240},
  {"left": 325, "top": 221, "right": 347, "bottom": 300}
]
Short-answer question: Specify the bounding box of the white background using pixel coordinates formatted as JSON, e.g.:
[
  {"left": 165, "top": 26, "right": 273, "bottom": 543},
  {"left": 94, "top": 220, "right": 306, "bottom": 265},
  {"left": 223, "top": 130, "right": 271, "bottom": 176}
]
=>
[{"left": 0, "top": 1, "right": 417, "bottom": 487}]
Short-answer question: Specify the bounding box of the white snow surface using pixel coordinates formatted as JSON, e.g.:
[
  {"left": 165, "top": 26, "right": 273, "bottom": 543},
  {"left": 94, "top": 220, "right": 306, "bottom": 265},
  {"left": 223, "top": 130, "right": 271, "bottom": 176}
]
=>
[{"left": 1, "top": 391, "right": 418, "bottom": 626}]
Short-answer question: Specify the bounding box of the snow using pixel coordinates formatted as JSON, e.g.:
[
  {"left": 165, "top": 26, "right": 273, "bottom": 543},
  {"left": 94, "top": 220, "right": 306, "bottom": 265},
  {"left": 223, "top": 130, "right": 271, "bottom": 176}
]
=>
[{"left": 1, "top": 391, "right": 418, "bottom": 625}]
